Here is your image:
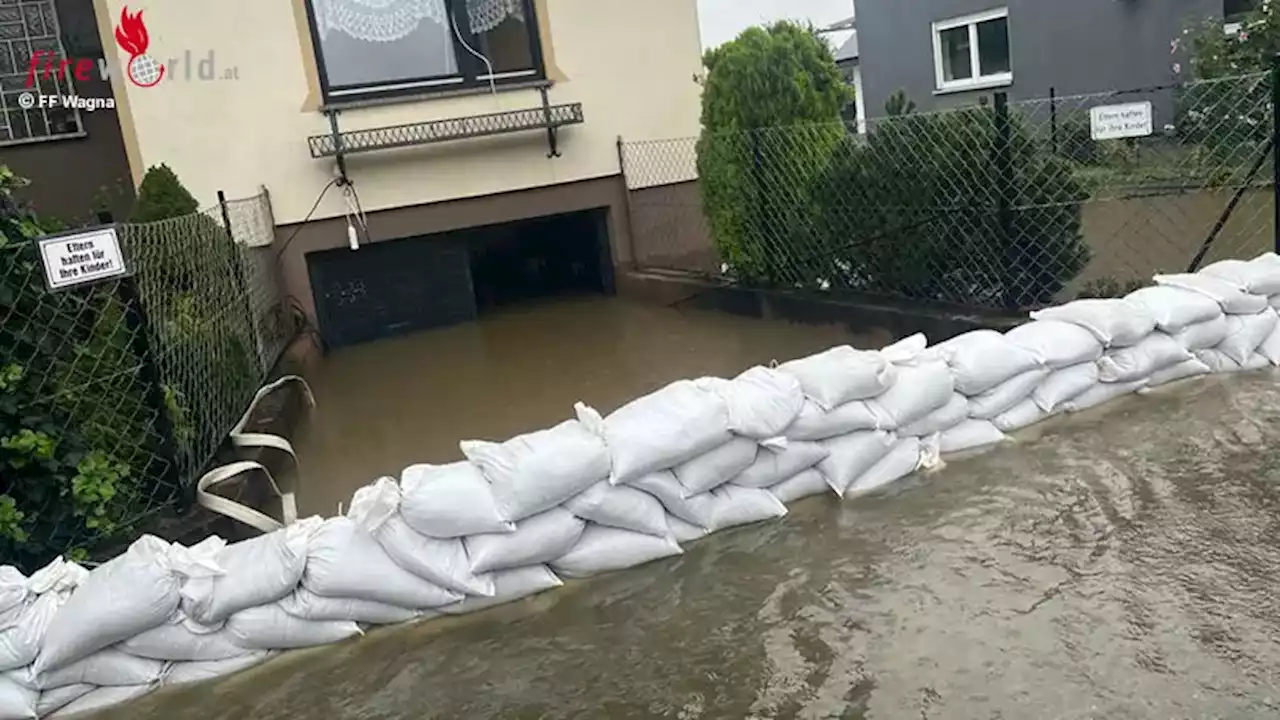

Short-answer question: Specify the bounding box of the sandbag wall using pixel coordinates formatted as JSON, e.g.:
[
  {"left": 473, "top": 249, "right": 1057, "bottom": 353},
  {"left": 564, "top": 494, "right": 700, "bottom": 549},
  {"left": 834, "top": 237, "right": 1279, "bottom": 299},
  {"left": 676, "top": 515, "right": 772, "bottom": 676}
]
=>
[{"left": 6, "top": 253, "right": 1280, "bottom": 719}]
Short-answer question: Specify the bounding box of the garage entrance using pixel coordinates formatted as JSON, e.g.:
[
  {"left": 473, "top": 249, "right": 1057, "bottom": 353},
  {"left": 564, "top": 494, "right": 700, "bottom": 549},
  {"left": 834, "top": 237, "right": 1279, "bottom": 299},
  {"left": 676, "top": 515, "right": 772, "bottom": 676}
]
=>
[{"left": 307, "top": 208, "right": 613, "bottom": 349}]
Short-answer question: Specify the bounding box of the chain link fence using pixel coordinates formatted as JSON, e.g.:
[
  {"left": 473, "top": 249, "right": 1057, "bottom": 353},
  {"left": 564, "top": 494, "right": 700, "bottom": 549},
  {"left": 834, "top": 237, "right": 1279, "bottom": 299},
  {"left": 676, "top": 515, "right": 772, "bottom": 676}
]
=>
[
  {"left": 1, "top": 190, "right": 299, "bottom": 570},
  {"left": 621, "top": 71, "right": 1277, "bottom": 310}
]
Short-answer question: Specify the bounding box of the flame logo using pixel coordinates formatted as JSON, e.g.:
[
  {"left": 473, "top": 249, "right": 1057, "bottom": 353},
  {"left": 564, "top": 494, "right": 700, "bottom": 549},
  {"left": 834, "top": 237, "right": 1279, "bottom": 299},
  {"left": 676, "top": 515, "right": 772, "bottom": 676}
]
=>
[{"left": 114, "top": 6, "right": 165, "bottom": 87}]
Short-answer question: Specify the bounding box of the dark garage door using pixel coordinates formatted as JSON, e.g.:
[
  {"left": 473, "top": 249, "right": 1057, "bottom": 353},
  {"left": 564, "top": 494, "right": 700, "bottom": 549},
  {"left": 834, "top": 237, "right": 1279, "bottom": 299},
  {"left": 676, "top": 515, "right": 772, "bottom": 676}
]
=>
[{"left": 307, "top": 236, "right": 477, "bottom": 349}]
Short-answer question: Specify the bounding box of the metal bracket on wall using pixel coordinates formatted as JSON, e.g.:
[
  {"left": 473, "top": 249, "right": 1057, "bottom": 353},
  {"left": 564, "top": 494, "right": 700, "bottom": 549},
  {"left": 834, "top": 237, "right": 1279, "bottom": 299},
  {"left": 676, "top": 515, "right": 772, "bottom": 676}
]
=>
[{"left": 325, "top": 109, "right": 351, "bottom": 187}]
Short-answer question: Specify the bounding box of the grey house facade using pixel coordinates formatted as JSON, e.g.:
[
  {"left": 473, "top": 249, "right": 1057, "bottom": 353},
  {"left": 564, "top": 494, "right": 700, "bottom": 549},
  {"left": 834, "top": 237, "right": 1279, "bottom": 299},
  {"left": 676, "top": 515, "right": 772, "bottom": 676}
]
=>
[{"left": 854, "top": 0, "right": 1233, "bottom": 120}]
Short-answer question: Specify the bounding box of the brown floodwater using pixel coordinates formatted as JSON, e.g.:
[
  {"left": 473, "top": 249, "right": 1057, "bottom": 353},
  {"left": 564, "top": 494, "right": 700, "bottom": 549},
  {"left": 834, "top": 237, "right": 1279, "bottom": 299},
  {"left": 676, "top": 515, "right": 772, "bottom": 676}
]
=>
[{"left": 98, "top": 297, "right": 1280, "bottom": 719}]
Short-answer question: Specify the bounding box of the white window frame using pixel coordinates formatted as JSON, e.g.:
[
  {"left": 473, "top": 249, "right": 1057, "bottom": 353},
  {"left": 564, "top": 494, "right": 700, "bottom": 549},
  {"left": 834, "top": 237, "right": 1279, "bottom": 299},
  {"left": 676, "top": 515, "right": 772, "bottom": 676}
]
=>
[{"left": 931, "top": 7, "right": 1012, "bottom": 94}]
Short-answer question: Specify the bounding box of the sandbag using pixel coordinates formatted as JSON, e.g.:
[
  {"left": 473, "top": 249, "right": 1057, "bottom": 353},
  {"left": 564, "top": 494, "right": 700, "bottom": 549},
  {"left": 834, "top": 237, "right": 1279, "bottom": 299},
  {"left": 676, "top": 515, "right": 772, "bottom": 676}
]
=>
[
  {"left": 664, "top": 516, "right": 710, "bottom": 544},
  {"left": 767, "top": 469, "right": 832, "bottom": 504},
  {"left": 303, "top": 517, "right": 462, "bottom": 609},
  {"left": 0, "top": 571, "right": 25, "bottom": 624},
  {"left": 630, "top": 471, "right": 715, "bottom": 528},
  {"left": 1200, "top": 254, "right": 1280, "bottom": 295},
  {"left": 1195, "top": 349, "right": 1271, "bottom": 373},
  {"left": 181, "top": 518, "right": 317, "bottom": 625},
  {"left": 1154, "top": 273, "right": 1269, "bottom": 314},
  {"left": 844, "top": 437, "right": 931, "bottom": 498},
  {"left": 279, "top": 588, "right": 417, "bottom": 625},
  {"left": 697, "top": 366, "right": 805, "bottom": 440},
  {"left": 162, "top": 652, "right": 272, "bottom": 688},
  {"left": 1029, "top": 298, "right": 1156, "bottom": 347},
  {"left": 1258, "top": 320, "right": 1280, "bottom": 365},
  {"left": 1004, "top": 320, "right": 1104, "bottom": 369},
  {"left": 784, "top": 399, "right": 885, "bottom": 441},
  {"left": 551, "top": 526, "right": 683, "bottom": 579},
  {"left": 817, "top": 431, "right": 897, "bottom": 495},
  {"left": 436, "top": 566, "right": 563, "bottom": 616},
  {"left": 399, "top": 462, "right": 515, "bottom": 538},
  {"left": 563, "top": 481, "right": 671, "bottom": 537},
  {"left": 224, "top": 602, "right": 361, "bottom": 650},
  {"left": 730, "top": 441, "right": 829, "bottom": 489},
  {"left": 939, "top": 420, "right": 1007, "bottom": 454},
  {"left": 346, "top": 478, "right": 494, "bottom": 597},
  {"left": 671, "top": 436, "right": 759, "bottom": 497},
  {"left": 775, "top": 346, "right": 895, "bottom": 410},
  {"left": 967, "top": 368, "right": 1050, "bottom": 420},
  {"left": 35, "top": 536, "right": 221, "bottom": 674},
  {"left": 1139, "top": 358, "right": 1212, "bottom": 390},
  {"left": 1271, "top": 293, "right": 1280, "bottom": 310},
  {"left": 460, "top": 419, "right": 610, "bottom": 521},
  {"left": 0, "top": 559, "right": 85, "bottom": 672},
  {"left": 465, "top": 508, "right": 586, "bottom": 575},
  {"left": 1171, "top": 314, "right": 1230, "bottom": 351},
  {"left": 899, "top": 393, "right": 968, "bottom": 437},
  {"left": 866, "top": 359, "right": 954, "bottom": 429},
  {"left": 1125, "top": 285, "right": 1223, "bottom": 332},
  {"left": 15, "top": 649, "right": 162, "bottom": 691},
  {"left": 1063, "top": 379, "right": 1147, "bottom": 412},
  {"left": 49, "top": 685, "right": 154, "bottom": 717},
  {"left": 0, "top": 675, "right": 35, "bottom": 720},
  {"left": 931, "top": 330, "right": 1043, "bottom": 394},
  {"left": 1216, "top": 309, "right": 1278, "bottom": 364},
  {"left": 34, "top": 684, "right": 92, "bottom": 718},
  {"left": 1032, "top": 363, "right": 1099, "bottom": 413},
  {"left": 1096, "top": 332, "right": 1191, "bottom": 383},
  {"left": 705, "top": 485, "right": 789, "bottom": 531},
  {"left": 117, "top": 615, "right": 249, "bottom": 662},
  {"left": 993, "top": 398, "right": 1054, "bottom": 433},
  {"left": 575, "top": 380, "right": 732, "bottom": 486}
]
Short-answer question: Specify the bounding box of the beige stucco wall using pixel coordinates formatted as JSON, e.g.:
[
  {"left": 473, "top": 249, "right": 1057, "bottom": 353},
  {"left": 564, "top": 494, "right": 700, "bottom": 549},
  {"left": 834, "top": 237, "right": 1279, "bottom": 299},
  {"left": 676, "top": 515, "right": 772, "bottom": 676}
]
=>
[{"left": 95, "top": 0, "right": 703, "bottom": 223}]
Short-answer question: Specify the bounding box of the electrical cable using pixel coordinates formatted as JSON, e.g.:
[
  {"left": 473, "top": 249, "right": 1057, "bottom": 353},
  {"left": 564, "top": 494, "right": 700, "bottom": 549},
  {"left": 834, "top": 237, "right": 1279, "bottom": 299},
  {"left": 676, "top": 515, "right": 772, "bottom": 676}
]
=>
[
  {"left": 273, "top": 177, "right": 340, "bottom": 266},
  {"left": 450, "top": 8, "right": 498, "bottom": 100}
]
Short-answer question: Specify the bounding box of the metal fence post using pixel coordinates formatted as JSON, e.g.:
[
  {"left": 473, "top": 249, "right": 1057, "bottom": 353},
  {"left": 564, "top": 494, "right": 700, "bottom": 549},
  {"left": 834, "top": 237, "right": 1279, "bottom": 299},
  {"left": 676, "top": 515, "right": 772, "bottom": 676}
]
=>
[
  {"left": 1049, "top": 86, "right": 1058, "bottom": 156},
  {"left": 992, "top": 91, "right": 1017, "bottom": 308},
  {"left": 1272, "top": 54, "right": 1280, "bottom": 254},
  {"left": 614, "top": 136, "right": 640, "bottom": 271}
]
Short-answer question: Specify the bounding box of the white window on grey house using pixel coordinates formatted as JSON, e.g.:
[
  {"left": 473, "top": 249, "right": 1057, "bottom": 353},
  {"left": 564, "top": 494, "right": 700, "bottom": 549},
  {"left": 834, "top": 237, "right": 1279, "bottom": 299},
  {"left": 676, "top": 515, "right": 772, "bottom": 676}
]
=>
[
  {"left": 0, "top": 0, "right": 84, "bottom": 145},
  {"left": 931, "top": 7, "right": 1011, "bottom": 92},
  {"left": 306, "top": 0, "right": 544, "bottom": 101}
]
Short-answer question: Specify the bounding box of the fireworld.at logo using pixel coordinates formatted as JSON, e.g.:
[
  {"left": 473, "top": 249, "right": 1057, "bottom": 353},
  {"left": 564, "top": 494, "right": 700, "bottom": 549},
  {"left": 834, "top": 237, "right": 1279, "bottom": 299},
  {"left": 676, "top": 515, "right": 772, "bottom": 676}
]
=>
[{"left": 114, "top": 6, "right": 165, "bottom": 87}]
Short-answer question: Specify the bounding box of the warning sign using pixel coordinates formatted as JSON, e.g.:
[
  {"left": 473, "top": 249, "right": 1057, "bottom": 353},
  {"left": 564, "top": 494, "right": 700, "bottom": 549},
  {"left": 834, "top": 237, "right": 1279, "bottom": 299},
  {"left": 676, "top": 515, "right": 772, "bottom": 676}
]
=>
[{"left": 38, "top": 226, "right": 128, "bottom": 290}]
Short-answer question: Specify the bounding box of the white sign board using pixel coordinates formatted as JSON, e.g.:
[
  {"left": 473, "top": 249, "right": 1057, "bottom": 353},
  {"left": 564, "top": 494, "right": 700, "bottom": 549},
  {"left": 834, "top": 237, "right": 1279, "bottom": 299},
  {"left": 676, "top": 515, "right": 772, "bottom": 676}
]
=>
[
  {"left": 38, "top": 227, "right": 128, "bottom": 290},
  {"left": 1089, "top": 101, "right": 1154, "bottom": 141}
]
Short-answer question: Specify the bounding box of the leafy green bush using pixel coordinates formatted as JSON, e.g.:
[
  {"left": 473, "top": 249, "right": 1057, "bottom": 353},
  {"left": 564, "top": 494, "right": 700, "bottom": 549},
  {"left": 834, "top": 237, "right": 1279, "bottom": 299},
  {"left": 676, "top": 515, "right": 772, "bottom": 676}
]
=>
[
  {"left": 129, "top": 164, "right": 199, "bottom": 222},
  {"left": 1054, "top": 114, "right": 1101, "bottom": 166}
]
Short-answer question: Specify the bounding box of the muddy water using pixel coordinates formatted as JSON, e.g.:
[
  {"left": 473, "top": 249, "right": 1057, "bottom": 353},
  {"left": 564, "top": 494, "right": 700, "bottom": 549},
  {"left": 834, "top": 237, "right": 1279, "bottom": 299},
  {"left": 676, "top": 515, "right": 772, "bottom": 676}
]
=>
[{"left": 109, "top": 301, "right": 1280, "bottom": 720}]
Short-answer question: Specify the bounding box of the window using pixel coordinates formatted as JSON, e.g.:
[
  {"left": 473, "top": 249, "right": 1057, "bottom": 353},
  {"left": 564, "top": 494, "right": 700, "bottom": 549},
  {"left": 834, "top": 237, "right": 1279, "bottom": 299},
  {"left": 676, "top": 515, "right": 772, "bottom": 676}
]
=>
[
  {"left": 931, "top": 7, "right": 1011, "bottom": 92},
  {"left": 305, "top": 0, "right": 544, "bottom": 102},
  {"left": 0, "top": 0, "right": 83, "bottom": 145}
]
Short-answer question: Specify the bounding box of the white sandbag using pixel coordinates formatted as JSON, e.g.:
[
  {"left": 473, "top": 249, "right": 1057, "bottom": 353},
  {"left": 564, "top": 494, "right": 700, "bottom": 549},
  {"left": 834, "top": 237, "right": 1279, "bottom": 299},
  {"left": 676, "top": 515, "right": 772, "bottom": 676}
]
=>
[
  {"left": 161, "top": 652, "right": 272, "bottom": 688},
  {"left": 1096, "top": 332, "right": 1191, "bottom": 383},
  {"left": 697, "top": 366, "right": 805, "bottom": 439},
  {"left": 35, "top": 536, "right": 221, "bottom": 674},
  {"left": 866, "top": 359, "right": 954, "bottom": 429},
  {"left": 1125, "top": 285, "right": 1223, "bottom": 332},
  {"left": 399, "top": 462, "right": 515, "bottom": 538},
  {"left": 224, "top": 602, "right": 360, "bottom": 650},
  {"left": 575, "top": 380, "right": 732, "bottom": 486},
  {"left": 0, "top": 675, "right": 36, "bottom": 720},
  {"left": 1195, "top": 348, "right": 1271, "bottom": 373},
  {"left": 1063, "top": 379, "right": 1147, "bottom": 412},
  {"left": 1270, "top": 293, "right": 1280, "bottom": 310},
  {"left": 899, "top": 393, "right": 968, "bottom": 437},
  {"left": 630, "top": 471, "right": 715, "bottom": 528},
  {"left": 665, "top": 516, "right": 710, "bottom": 544},
  {"left": 705, "top": 485, "right": 789, "bottom": 531},
  {"left": 730, "top": 441, "right": 829, "bottom": 489},
  {"left": 1032, "top": 363, "right": 1099, "bottom": 413},
  {"left": 1216, "top": 309, "right": 1279, "bottom": 364},
  {"left": 784, "top": 399, "right": 884, "bottom": 441},
  {"left": 672, "top": 436, "right": 759, "bottom": 496},
  {"left": 34, "top": 684, "right": 92, "bottom": 717},
  {"left": 1200, "top": 254, "right": 1280, "bottom": 295},
  {"left": 967, "top": 368, "right": 1050, "bottom": 420},
  {"left": 1244, "top": 351, "right": 1271, "bottom": 370},
  {"left": 939, "top": 420, "right": 1007, "bottom": 453},
  {"left": 1029, "top": 298, "right": 1156, "bottom": 347},
  {"left": 465, "top": 508, "right": 586, "bottom": 574},
  {"left": 844, "top": 437, "right": 929, "bottom": 498},
  {"left": 0, "top": 559, "right": 84, "bottom": 672},
  {"left": 1171, "top": 314, "right": 1230, "bottom": 351},
  {"left": 767, "top": 469, "right": 832, "bottom": 504},
  {"left": 563, "top": 481, "right": 671, "bottom": 537},
  {"left": 117, "top": 615, "right": 249, "bottom": 662},
  {"left": 436, "top": 566, "right": 563, "bottom": 616},
  {"left": 181, "top": 518, "right": 317, "bottom": 625},
  {"left": 279, "top": 588, "right": 417, "bottom": 625},
  {"left": 550, "top": 526, "right": 683, "bottom": 579},
  {"left": 0, "top": 571, "right": 25, "bottom": 623},
  {"left": 931, "top": 330, "right": 1043, "bottom": 394},
  {"left": 49, "top": 684, "right": 153, "bottom": 717},
  {"left": 16, "top": 649, "right": 162, "bottom": 691},
  {"left": 1004, "top": 320, "right": 1104, "bottom": 369},
  {"left": 1154, "top": 273, "right": 1269, "bottom": 314},
  {"left": 817, "top": 431, "right": 897, "bottom": 495},
  {"left": 993, "top": 398, "right": 1055, "bottom": 433},
  {"left": 303, "top": 517, "right": 462, "bottom": 609},
  {"left": 461, "top": 419, "right": 610, "bottom": 521},
  {"left": 775, "top": 345, "right": 895, "bottom": 410},
  {"left": 347, "top": 478, "right": 495, "bottom": 597},
  {"left": 1259, "top": 320, "right": 1280, "bottom": 365},
  {"left": 1139, "top": 358, "right": 1212, "bottom": 390},
  {"left": 880, "top": 333, "right": 930, "bottom": 364}
]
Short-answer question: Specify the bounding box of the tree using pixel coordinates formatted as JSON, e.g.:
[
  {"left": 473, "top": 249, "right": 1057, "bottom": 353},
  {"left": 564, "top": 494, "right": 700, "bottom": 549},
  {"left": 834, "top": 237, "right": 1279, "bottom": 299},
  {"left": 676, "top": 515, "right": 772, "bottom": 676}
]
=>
[{"left": 129, "top": 164, "right": 199, "bottom": 222}]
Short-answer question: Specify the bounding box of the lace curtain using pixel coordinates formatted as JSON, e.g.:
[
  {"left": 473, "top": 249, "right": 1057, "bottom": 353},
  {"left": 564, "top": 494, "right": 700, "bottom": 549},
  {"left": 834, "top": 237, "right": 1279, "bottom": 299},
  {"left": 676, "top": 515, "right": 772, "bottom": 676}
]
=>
[{"left": 313, "top": 0, "right": 524, "bottom": 42}]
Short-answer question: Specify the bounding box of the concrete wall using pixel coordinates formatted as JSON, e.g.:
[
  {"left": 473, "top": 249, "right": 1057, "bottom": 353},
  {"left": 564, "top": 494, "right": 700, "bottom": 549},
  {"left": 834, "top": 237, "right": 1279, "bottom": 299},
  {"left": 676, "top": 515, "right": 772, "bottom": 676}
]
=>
[
  {"left": 91, "top": 0, "right": 705, "bottom": 226},
  {"left": 856, "top": 0, "right": 1221, "bottom": 118}
]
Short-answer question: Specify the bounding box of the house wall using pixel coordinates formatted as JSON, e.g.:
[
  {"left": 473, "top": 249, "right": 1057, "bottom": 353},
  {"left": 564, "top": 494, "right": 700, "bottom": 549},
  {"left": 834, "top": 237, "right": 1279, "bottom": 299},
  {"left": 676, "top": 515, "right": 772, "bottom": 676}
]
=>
[
  {"left": 90, "top": 0, "right": 705, "bottom": 227},
  {"left": 856, "top": 0, "right": 1221, "bottom": 118}
]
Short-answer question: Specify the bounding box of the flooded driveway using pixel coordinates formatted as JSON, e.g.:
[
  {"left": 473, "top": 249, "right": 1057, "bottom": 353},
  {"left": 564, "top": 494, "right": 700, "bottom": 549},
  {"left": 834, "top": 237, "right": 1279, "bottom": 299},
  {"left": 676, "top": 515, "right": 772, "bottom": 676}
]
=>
[{"left": 109, "top": 299, "right": 1280, "bottom": 719}]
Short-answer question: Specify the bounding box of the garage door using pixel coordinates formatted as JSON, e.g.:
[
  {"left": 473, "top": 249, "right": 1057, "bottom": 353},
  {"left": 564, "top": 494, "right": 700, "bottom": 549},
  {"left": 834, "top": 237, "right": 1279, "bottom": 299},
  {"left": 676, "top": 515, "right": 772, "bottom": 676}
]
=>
[{"left": 307, "top": 236, "right": 477, "bottom": 349}]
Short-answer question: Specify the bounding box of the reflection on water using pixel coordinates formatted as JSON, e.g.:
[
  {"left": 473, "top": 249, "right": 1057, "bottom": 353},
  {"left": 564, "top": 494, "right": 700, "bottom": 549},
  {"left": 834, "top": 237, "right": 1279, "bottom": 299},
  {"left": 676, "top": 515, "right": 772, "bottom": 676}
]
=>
[{"left": 106, "top": 300, "right": 1280, "bottom": 719}]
